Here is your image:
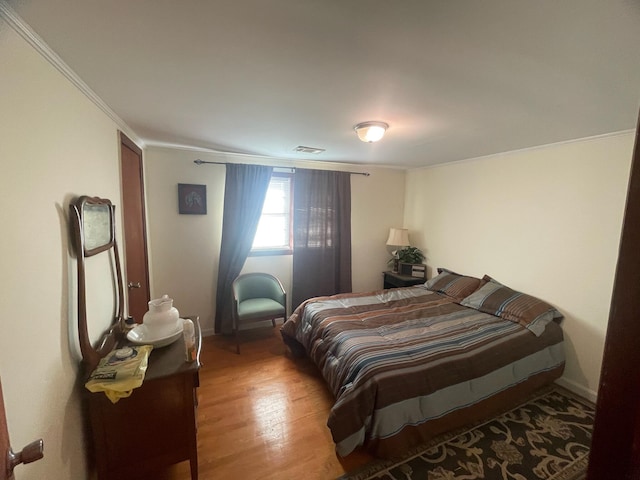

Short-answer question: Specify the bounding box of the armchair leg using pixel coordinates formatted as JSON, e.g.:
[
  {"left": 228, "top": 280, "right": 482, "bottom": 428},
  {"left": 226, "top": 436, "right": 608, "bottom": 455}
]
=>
[
  {"left": 234, "top": 328, "right": 240, "bottom": 354},
  {"left": 271, "top": 318, "right": 276, "bottom": 327}
]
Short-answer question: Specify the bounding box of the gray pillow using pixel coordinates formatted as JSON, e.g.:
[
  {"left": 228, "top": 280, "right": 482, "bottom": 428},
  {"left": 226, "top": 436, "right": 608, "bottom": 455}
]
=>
[{"left": 460, "top": 275, "right": 563, "bottom": 336}]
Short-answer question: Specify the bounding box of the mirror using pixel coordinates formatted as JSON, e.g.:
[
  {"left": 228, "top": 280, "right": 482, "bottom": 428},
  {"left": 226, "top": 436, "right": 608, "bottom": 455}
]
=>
[
  {"left": 82, "top": 202, "right": 114, "bottom": 254},
  {"left": 70, "top": 196, "right": 125, "bottom": 371}
]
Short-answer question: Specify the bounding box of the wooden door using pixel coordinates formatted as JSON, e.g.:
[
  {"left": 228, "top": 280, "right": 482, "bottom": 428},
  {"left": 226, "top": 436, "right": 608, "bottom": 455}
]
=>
[
  {"left": 120, "top": 132, "right": 151, "bottom": 323},
  {"left": 586, "top": 113, "right": 640, "bottom": 478},
  {"left": 0, "top": 378, "right": 43, "bottom": 479}
]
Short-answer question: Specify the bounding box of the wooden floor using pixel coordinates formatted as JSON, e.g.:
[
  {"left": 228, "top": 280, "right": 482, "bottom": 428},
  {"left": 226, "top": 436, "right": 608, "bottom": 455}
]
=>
[{"left": 144, "top": 325, "right": 374, "bottom": 480}]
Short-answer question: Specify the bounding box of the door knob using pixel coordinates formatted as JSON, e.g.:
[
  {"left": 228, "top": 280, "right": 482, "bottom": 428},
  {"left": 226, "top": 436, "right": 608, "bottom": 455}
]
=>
[
  {"left": 7, "top": 438, "right": 44, "bottom": 476},
  {"left": 127, "top": 282, "right": 141, "bottom": 289}
]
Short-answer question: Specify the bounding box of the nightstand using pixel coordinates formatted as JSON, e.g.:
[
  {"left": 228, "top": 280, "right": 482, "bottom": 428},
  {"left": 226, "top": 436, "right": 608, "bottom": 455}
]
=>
[{"left": 383, "top": 271, "right": 426, "bottom": 289}]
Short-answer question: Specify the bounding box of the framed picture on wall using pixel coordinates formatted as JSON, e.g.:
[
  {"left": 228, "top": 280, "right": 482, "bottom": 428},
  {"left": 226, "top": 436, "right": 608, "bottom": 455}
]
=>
[{"left": 178, "top": 183, "right": 207, "bottom": 214}]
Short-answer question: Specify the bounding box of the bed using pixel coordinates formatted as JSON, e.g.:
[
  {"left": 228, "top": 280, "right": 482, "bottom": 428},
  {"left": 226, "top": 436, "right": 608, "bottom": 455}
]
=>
[{"left": 280, "top": 269, "right": 565, "bottom": 458}]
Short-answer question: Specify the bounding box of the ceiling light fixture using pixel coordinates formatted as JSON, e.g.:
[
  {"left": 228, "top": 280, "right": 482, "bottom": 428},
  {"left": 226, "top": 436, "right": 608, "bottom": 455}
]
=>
[{"left": 354, "top": 121, "right": 389, "bottom": 143}]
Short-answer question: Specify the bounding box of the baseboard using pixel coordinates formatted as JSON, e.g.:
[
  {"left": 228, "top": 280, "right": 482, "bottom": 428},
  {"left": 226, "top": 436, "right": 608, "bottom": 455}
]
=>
[
  {"left": 202, "top": 327, "right": 216, "bottom": 337},
  {"left": 200, "top": 320, "right": 281, "bottom": 337},
  {"left": 555, "top": 376, "right": 598, "bottom": 403}
]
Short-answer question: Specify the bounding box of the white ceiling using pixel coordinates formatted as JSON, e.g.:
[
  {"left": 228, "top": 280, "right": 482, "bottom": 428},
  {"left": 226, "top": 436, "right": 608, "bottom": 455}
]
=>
[{"left": 4, "top": 0, "right": 640, "bottom": 168}]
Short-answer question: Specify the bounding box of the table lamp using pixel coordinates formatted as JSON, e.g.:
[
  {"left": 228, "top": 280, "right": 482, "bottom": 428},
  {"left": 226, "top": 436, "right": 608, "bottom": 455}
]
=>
[{"left": 386, "top": 228, "right": 410, "bottom": 273}]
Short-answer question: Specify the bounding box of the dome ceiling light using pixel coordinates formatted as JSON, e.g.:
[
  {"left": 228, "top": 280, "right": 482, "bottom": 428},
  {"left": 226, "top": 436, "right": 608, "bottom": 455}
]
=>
[{"left": 354, "top": 121, "right": 389, "bottom": 143}]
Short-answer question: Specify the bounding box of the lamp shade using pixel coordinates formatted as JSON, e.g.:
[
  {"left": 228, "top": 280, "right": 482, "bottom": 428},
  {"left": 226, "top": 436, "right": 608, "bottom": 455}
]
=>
[
  {"left": 354, "top": 121, "right": 389, "bottom": 143},
  {"left": 386, "top": 228, "right": 410, "bottom": 247}
]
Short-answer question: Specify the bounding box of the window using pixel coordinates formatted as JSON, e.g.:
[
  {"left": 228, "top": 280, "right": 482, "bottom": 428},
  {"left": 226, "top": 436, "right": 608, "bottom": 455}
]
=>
[{"left": 250, "top": 173, "right": 293, "bottom": 255}]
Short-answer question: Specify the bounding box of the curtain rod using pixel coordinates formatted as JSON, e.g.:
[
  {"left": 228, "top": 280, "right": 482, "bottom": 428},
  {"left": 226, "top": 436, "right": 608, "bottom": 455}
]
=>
[{"left": 193, "top": 159, "right": 370, "bottom": 176}]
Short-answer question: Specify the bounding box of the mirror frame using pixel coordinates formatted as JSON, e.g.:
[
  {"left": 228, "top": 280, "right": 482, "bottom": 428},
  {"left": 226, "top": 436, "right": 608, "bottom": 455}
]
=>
[{"left": 70, "top": 196, "right": 126, "bottom": 371}]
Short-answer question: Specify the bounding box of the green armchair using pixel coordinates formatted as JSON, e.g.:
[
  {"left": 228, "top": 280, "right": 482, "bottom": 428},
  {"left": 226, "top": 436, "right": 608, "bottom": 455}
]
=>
[{"left": 231, "top": 273, "right": 287, "bottom": 354}]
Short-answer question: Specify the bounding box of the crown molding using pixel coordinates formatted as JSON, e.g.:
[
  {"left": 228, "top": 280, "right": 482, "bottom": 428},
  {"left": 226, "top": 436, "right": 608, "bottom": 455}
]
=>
[
  {"left": 411, "top": 129, "right": 636, "bottom": 171},
  {"left": 145, "top": 140, "right": 407, "bottom": 172},
  {"left": 0, "top": 1, "right": 144, "bottom": 149}
]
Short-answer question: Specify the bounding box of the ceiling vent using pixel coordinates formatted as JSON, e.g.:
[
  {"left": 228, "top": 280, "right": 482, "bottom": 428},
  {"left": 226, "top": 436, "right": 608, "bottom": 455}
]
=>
[{"left": 294, "top": 145, "right": 325, "bottom": 154}]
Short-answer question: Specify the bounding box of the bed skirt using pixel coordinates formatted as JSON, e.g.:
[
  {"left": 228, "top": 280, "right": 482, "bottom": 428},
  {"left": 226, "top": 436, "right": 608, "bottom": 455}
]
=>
[{"left": 364, "top": 364, "right": 564, "bottom": 459}]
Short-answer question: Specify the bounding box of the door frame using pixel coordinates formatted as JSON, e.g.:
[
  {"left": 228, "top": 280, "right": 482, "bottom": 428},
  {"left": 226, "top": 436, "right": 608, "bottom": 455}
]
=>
[
  {"left": 586, "top": 113, "right": 640, "bottom": 478},
  {"left": 1, "top": 378, "right": 9, "bottom": 480}
]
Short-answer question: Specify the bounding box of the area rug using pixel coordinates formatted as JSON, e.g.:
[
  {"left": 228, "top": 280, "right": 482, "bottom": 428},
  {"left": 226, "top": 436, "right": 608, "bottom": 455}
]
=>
[{"left": 339, "top": 386, "right": 594, "bottom": 480}]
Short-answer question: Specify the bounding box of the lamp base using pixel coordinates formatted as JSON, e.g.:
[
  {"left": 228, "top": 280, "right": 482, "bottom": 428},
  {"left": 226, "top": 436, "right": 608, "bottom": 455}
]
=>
[{"left": 392, "top": 258, "right": 399, "bottom": 273}]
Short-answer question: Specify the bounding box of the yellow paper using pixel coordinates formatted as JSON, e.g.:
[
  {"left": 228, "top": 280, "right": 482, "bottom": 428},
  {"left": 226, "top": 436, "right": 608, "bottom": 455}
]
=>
[{"left": 85, "top": 345, "right": 153, "bottom": 403}]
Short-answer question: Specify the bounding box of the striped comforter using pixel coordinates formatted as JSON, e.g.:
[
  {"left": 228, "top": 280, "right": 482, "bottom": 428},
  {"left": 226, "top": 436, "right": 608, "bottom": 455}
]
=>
[{"left": 280, "top": 286, "right": 565, "bottom": 457}]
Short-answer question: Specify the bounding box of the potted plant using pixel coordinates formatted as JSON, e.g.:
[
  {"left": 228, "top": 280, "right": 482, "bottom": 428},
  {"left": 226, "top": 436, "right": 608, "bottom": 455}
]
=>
[
  {"left": 387, "top": 246, "right": 425, "bottom": 269},
  {"left": 396, "top": 246, "right": 425, "bottom": 264}
]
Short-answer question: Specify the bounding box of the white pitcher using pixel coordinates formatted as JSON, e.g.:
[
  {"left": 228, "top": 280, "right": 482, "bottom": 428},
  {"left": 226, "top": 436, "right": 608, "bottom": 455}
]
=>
[{"left": 143, "top": 294, "right": 180, "bottom": 336}]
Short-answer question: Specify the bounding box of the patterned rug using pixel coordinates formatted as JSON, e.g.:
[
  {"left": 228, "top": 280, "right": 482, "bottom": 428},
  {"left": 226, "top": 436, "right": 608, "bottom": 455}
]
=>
[{"left": 339, "top": 386, "right": 594, "bottom": 480}]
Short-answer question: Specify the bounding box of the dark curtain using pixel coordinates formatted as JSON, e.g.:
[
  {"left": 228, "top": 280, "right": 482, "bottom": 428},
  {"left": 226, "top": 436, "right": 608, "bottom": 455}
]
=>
[
  {"left": 292, "top": 169, "right": 352, "bottom": 309},
  {"left": 215, "top": 164, "right": 273, "bottom": 334}
]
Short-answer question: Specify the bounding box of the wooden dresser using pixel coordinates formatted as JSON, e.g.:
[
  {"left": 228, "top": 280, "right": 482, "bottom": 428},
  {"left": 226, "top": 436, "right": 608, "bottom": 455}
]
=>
[{"left": 86, "top": 316, "right": 202, "bottom": 480}]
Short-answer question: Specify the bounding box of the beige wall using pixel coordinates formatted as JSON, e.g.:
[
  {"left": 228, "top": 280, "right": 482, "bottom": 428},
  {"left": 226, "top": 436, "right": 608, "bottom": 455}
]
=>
[
  {"left": 0, "top": 19, "right": 129, "bottom": 480},
  {"left": 144, "top": 147, "right": 406, "bottom": 335},
  {"left": 404, "top": 132, "right": 634, "bottom": 400}
]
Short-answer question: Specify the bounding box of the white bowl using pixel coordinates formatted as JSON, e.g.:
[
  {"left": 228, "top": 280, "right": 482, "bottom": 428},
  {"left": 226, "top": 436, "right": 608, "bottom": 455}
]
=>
[{"left": 127, "top": 321, "right": 184, "bottom": 348}]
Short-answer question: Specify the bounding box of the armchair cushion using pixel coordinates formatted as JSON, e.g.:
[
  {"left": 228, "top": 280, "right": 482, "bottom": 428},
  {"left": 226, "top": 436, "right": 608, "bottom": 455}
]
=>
[{"left": 237, "top": 298, "right": 285, "bottom": 320}]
